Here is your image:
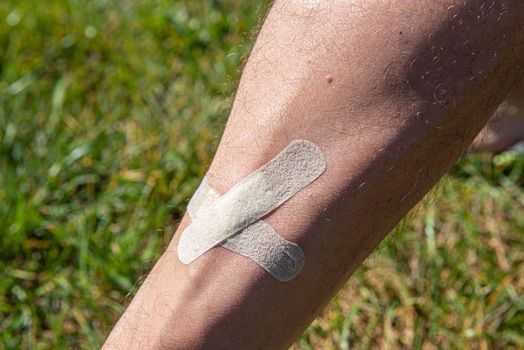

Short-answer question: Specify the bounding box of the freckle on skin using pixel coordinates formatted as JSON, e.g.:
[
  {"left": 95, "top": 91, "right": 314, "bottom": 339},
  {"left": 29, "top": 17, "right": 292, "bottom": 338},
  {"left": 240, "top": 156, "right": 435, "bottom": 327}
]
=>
[{"left": 326, "top": 75, "right": 334, "bottom": 84}]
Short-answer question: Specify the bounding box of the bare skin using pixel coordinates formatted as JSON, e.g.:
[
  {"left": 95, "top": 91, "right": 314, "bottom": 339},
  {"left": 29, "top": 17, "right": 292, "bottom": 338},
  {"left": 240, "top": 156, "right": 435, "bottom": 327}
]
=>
[
  {"left": 472, "top": 83, "right": 524, "bottom": 152},
  {"left": 104, "top": 1, "right": 524, "bottom": 349}
]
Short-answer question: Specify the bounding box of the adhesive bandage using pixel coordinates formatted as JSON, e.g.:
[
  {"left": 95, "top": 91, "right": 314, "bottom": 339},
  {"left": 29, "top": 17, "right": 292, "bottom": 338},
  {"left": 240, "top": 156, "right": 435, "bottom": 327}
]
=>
[
  {"left": 186, "top": 178, "right": 306, "bottom": 281},
  {"left": 178, "top": 139, "right": 326, "bottom": 281}
]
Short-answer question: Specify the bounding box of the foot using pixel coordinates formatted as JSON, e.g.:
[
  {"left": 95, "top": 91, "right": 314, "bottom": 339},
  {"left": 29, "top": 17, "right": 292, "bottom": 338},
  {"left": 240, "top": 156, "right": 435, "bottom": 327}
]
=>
[{"left": 471, "top": 101, "right": 524, "bottom": 153}]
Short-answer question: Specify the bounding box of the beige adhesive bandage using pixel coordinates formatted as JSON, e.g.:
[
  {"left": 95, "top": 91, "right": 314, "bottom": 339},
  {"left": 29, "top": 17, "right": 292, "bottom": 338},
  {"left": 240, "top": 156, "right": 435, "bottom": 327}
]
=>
[
  {"left": 177, "top": 139, "right": 326, "bottom": 281},
  {"left": 186, "top": 178, "right": 305, "bottom": 281}
]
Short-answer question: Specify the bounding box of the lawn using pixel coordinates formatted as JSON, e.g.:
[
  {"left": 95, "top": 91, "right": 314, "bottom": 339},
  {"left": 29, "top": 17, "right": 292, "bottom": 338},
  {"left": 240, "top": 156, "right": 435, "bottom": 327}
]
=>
[{"left": 1, "top": 1, "right": 523, "bottom": 349}]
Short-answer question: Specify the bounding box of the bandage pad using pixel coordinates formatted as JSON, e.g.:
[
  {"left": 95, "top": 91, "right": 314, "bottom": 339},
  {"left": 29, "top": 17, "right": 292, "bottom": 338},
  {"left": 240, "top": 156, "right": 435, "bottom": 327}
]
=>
[{"left": 178, "top": 139, "right": 326, "bottom": 281}]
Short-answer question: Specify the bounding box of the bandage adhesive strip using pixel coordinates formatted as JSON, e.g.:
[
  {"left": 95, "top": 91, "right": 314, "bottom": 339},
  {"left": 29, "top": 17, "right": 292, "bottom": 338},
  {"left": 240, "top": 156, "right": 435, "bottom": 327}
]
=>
[
  {"left": 187, "top": 178, "right": 305, "bottom": 281},
  {"left": 178, "top": 139, "right": 326, "bottom": 281}
]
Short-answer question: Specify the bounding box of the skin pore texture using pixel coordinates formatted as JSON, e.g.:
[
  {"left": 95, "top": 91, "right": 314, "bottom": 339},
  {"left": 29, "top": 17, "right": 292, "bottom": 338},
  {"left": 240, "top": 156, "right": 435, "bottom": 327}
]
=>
[{"left": 104, "top": 1, "right": 524, "bottom": 349}]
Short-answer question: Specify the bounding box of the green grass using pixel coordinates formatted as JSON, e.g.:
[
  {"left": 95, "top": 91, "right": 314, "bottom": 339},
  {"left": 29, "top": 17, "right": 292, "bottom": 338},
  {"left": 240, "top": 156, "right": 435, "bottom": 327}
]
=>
[{"left": 1, "top": 1, "right": 523, "bottom": 349}]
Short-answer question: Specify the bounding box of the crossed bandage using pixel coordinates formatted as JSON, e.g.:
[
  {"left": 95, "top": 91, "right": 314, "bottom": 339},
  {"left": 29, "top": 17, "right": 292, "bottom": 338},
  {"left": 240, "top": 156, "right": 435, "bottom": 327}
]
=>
[{"left": 177, "top": 140, "right": 326, "bottom": 282}]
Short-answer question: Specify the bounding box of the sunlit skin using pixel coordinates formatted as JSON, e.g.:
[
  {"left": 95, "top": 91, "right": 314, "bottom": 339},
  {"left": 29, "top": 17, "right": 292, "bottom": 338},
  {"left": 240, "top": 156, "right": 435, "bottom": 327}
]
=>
[{"left": 104, "top": 1, "right": 524, "bottom": 349}]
